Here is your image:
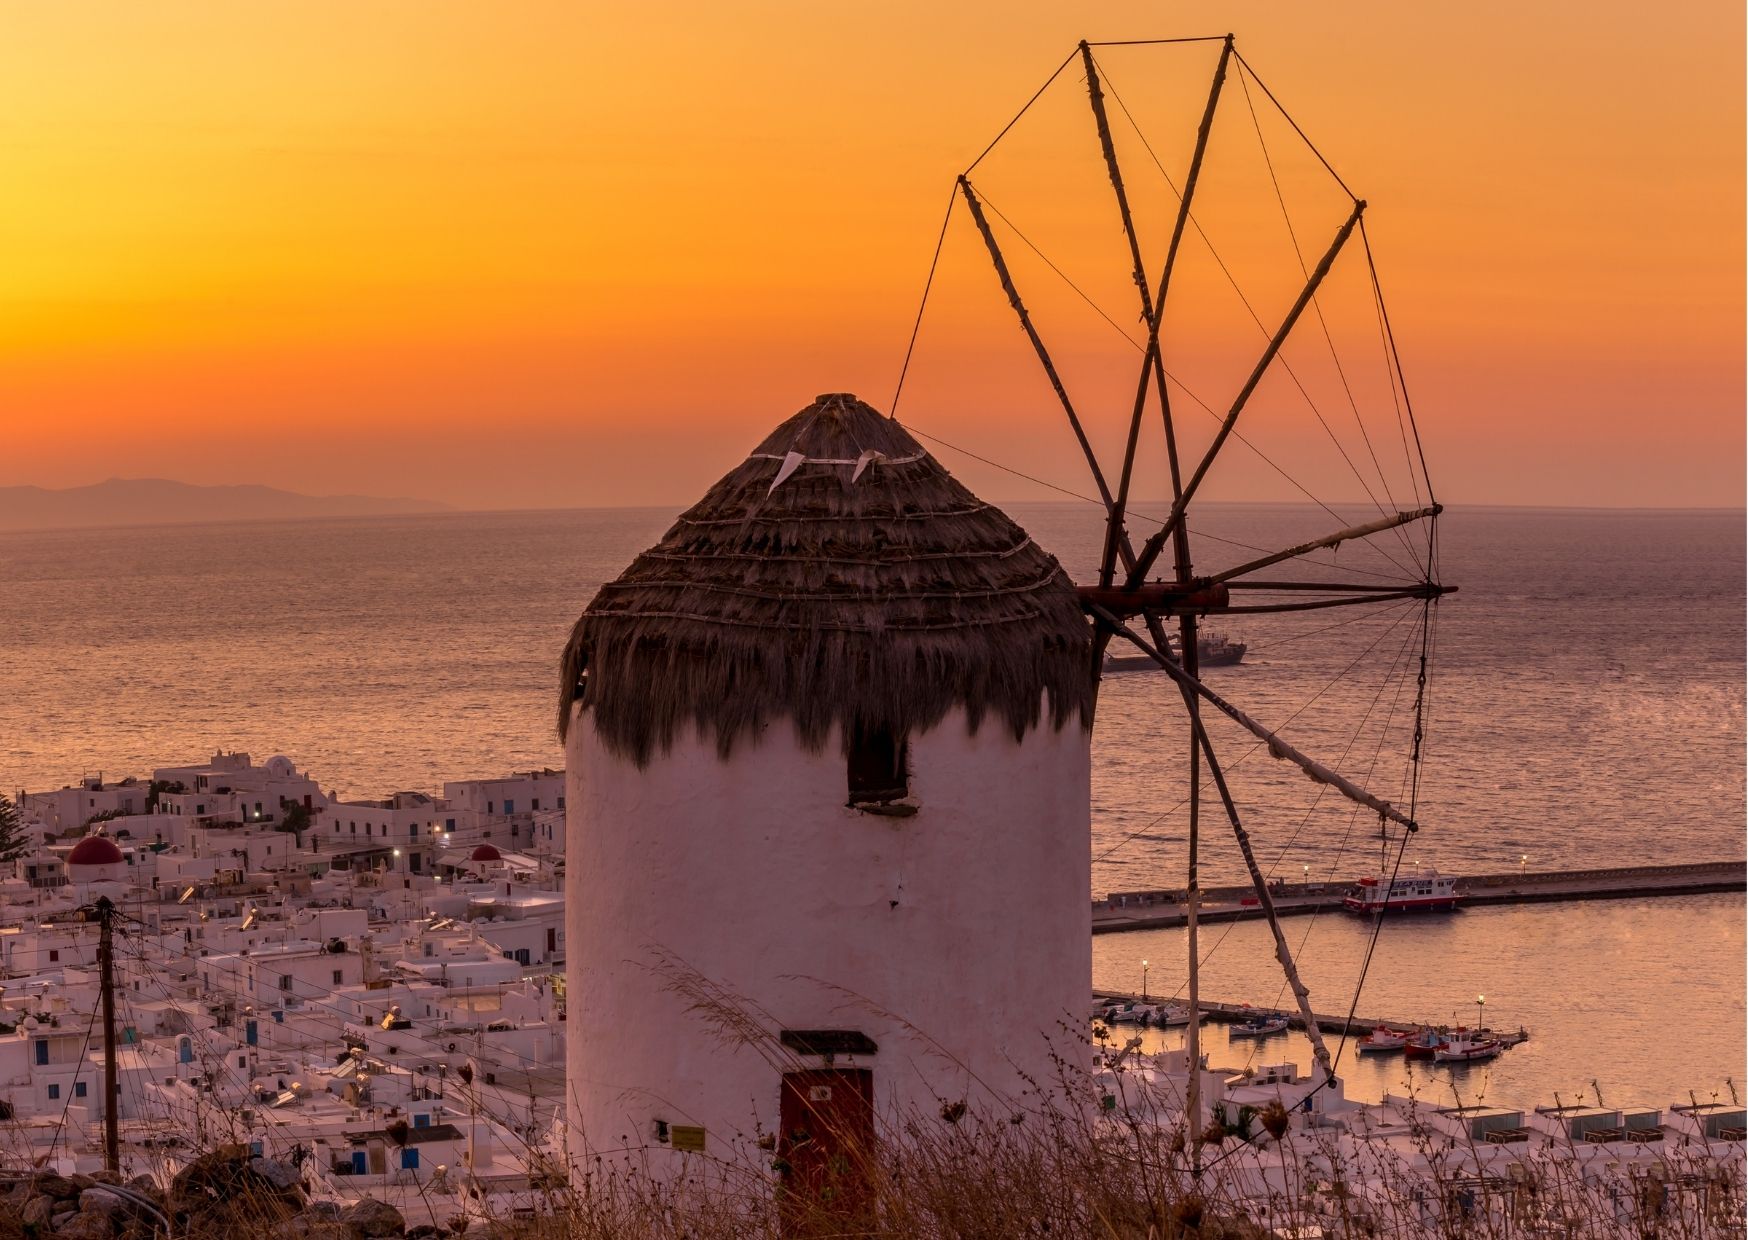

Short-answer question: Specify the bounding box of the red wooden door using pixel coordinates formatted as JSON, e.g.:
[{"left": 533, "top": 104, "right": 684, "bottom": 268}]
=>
[{"left": 778, "top": 1068, "right": 875, "bottom": 1235}]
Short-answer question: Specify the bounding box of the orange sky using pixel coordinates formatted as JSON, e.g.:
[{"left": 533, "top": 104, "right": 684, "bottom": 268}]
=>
[{"left": 1, "top": 2, "right": 1742, "bottom": 510}]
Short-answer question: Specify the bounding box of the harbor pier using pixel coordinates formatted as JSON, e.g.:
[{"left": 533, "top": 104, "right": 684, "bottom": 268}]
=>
[
  {"left": 1092, "top": 860, "right": 1747, "bottom": 934},
  {"left": 1093, "top": 989, "right": 1429, "bottom": 1037}
]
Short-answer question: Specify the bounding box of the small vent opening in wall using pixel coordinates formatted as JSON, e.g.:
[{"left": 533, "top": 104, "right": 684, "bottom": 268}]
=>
[{"left": 847, "top": 725, "right": 909, "bottom": 807}]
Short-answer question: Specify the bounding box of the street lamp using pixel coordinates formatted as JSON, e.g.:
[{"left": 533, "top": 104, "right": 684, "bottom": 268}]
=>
[
  {"left": 1476, "top": 994, "right": 1485, "bottom": 1033},
  {"left": 1519, "top": 854, "right": 1527, "bottom": 877},
  {"left": 1302, "top": 864, "right": 1310, "bottom": 887},
  {"left": 1141, "top": 959, "right": 1149, "bottom": 1002}
]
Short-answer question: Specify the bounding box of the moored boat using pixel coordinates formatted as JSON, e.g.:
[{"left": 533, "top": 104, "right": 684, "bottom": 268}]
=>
[
  {"left": 1356, "top": 1025, "right": 1412, "bottom": 1054},
  {"left": 1435, "top": 1036, "right": 1505, "bottom": 1063},
  {"left": 1103, "top": 632, "right": 1246, "bottom": 673},
  {"left": 1403, "top": 1026, "right": 1447, "bottom": 1059},
  {"left": 1342, "top": 867, "right": 1460, "bottom": 915},
  {"left": 1229, "top": 1014, "right": 1289, "bottom": 1038}
]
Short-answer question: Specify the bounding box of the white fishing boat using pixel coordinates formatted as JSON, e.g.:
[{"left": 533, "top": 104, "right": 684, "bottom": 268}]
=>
[
  {"left": 1355, "top": 1025, "right": 1412, "bottom": 1054},
  {"left": 1434, "top": 1036, "right": 1505, "bottom": 1063},
  {"left": 1150, "top": 1002, "right": 1200, "bottom": 1028},
  {"left": 1229, "top": 1014, "right": 1289, "bottom": 1038}
]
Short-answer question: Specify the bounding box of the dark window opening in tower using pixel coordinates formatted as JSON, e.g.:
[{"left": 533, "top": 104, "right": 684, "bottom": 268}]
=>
[{"left": 847, "top": 725, "right": 909, "bottom": 806}]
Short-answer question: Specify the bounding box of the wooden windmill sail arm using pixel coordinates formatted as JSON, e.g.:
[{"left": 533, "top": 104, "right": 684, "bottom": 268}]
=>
[
  {"left": 1125, "top": 199, "right": 1367, "bottom": 591},
  {"left": 956, "top": 176, "right": 1138, "bottom": 575},
  {"left": 1207, "top": 505, "right": 1442, "bottom": 585},
  {"left": 1087, "top": 37, "right": 1233, "bottom": 590},
  {"left": 1090, "top": 604, "right": 1418, "bottom": 830},
  {"left": 1186, "top": 712, "right": 1337, "bottom": 1082}
]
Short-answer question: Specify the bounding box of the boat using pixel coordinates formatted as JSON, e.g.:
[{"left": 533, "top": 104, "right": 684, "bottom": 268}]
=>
[
  {"left": 1150, "top": 1002, "right": 1200, "bottom": 1028},
  {"left": 1355, "top": 1025, "right": 1412, "bottom": 1054},
  {"left": 1434, "top": 1036, "right": 1505, "bottom": 1063},
  {"left": 1103, "top": 632, "right": 1246, "bottom": 673},
  {"left": 1229, "top": 1014, "right": 1289, "bottom": 1038},
  {"left": 1342, "top": 867, "right": 1460, "bottom": 915},
  {"left": 1402, "top": 1026, "right": 1447, "bottom": 1059}
]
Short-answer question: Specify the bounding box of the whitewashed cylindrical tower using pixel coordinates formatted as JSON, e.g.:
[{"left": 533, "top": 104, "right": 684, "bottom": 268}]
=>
[{"left": 560, "top": 394, "right": 1093, "bottom": 1167}]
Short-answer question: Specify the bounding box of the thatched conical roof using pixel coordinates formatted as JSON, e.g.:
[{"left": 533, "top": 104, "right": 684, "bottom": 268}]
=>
[{"left": 559, "top": 393, "right": 1094, "bottom": 765}]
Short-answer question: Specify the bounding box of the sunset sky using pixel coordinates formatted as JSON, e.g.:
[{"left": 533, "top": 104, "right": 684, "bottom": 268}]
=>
[{"left": 1, "top": 1, "right": 1742, "bottom": 510}]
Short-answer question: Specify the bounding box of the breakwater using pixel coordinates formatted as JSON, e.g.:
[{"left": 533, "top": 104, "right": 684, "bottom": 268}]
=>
[{"left": 1092, "top": 860, "right": 1746, "bottom": 934}]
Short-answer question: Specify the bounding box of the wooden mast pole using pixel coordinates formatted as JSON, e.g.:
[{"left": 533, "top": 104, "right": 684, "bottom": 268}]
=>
[
  {"left": 97, "top": 895, "right": 119, "bottom": 1174},
  {"left": 1077, "top": 41, "right": 1233, "bottom": 1166}
]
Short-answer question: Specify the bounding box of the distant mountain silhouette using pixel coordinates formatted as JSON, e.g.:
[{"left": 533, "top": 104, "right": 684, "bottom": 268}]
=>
[{"left": 0, "top": 478, "right": 451, "bottom": 531}]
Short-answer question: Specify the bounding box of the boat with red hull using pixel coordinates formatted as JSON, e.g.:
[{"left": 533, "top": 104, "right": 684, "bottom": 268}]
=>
[{"left": 1343, "top": 868, "right": 1460, "bottom": 915}]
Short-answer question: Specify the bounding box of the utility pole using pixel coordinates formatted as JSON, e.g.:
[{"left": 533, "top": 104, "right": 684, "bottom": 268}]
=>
[{"left": 95, "top": 895, "right": 119, "bottom": 1175}]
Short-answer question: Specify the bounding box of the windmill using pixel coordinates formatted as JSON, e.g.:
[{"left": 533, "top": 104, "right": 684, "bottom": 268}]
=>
[{"left": 892, "top": 35, "right": 1452, "bottom": 1156}]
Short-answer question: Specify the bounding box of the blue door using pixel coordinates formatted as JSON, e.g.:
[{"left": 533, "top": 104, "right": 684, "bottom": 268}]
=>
[
  {"left": 34, "top": 1040, "right": 47, "bottom": 1066},
  {"left": 245, "top": 1020, "right": 258, "bottom": 1046},
  {"left": 400, "top": 1148, "right": 420, "bottom": 1170},
  {"left": 351, "top": 1151, "right": 367, "bottom": 1175}
]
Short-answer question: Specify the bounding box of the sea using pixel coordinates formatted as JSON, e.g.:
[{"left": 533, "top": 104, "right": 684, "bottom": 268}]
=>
[{"left": 1, "top": 502, "right": 1742, "bottom": 1109}]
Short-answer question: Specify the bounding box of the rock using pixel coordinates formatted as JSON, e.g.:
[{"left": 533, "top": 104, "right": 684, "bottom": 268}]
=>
[
  {"left": 306, "top": 1200, "right": 343, "bottom": 1220},
  {"left": 78, "top": 1185, "right": 128, "bottom": 1219},
  {"left": 167, "top": 1142, "right": 303, "bottom": 1229},
  {"left": 88, "top": 1169, "right": 122, "bottom": 1186},
  {"left": 52, "top": 1211, "right": 113, "bottom": 1240},
  {"left": 22, "top": 1193, "right": 57, "bottom": 1226},
  {"left": 339, "top": 1197, "right": 405, "bottom": 1237},
  {"left": 126, "top": 1175, "right": 165, "bottom": 1203},
  {"left": 250, "top": 1157, "right": 301, "bottom": 1191},
  {"left": 405, "top": 1227, "right": 446, "bottom": 1240},
  {"left": 30, "top": 1172, "right": 81, "bottom": 1200},
  {"left": 50, "top": 1206, "right": 80, "bottom": 1231}
]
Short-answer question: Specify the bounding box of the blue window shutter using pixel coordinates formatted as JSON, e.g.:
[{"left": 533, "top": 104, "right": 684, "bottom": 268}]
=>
[
  {"left": 352, "top": 1151, "right": 367, "bottom": 1175},
  {"left": 413, "top": 1113, "right": 429, "bottom": 1128},
  {"left": 74, "top": 1082, "right": 86, "bottom": 1098},
  {"left": 34, "top": 1040, "right": 48, "bottom": 1065},
  {"left": 48, "top": 1084, "right": 59, "bottom": 1100},
  {"left": 401, "top": 1148, "right": 419, "bottom": 1170}
]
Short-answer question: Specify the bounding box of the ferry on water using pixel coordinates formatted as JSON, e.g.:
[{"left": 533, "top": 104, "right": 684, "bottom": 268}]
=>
[{"left": 1342, "top": 867, "right": 1460, "bottom": 915}]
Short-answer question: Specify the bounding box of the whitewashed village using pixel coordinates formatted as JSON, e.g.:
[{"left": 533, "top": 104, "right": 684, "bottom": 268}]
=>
[
  {"left": 0, "top": 396, "right": 1742, "bottom": 1239},
  {"left": 1, "top": 752, "right": 568, "bottom": 1233}
]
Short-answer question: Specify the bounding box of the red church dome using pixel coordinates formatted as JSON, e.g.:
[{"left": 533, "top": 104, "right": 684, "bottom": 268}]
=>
[
  {"left": 67, "top": 836, "right": 124, "bottom": 867},
  {"left": 470, "top": 844, "right": 502, "bottom": 862}
]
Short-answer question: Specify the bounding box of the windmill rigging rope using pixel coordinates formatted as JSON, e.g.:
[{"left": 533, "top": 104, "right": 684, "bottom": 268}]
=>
[
  {"left": 1094, "top": 62, "right": 1422, "bottom": 581},
  {"left": 1330, "top": 596, "right": 1438, "bottom": 1070},
  {"left": 917, "top": 188, "right": 1420, "bottom": 580},
  {"left": 1244, "top": 618, "right": 1424, "bottom": 1057},
  {"left": 1360, "top": 216, "right": 1439, "bottom": 569},
  {"left": 1153, "top": 611, "right": 1421, "bottom": 991},
  {"left": 1361, "top": 218, "right": 1426, "bottom": 515},
  {"left": 903, "top": 417, "right": 1416, "bottom": 587},
  {"left": 888, "top": 183, "right": 958, "bottom": 420},
  {"left": 1195, "top": 603, "right": 1429, "bottom": 1175},
  {"left": 1232, "top": 59, "right": 1421, "bottom": 575},
  {"left": 1094, "top": 596, "right": 1420, "bottom": 868}
]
